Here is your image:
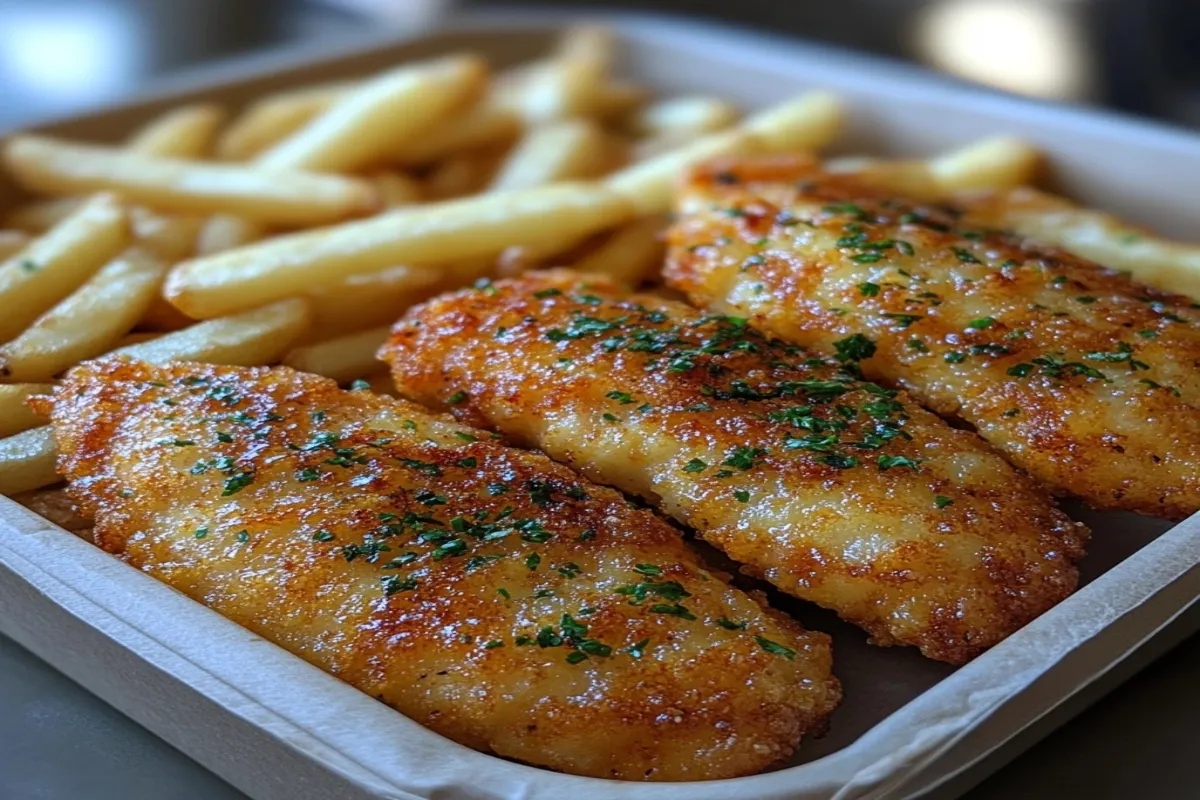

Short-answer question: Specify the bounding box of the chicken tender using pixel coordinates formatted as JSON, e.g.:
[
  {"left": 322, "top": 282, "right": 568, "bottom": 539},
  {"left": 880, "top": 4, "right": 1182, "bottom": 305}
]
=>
[
  {"left": 665, "top": 156, "right": 1200, "bottom": 519},
  {"left": 382, "top": 271, "right": 1086, "bottom": 663},
  {"left": 37, "top": 358, "right": 839, "bottom": 781}
]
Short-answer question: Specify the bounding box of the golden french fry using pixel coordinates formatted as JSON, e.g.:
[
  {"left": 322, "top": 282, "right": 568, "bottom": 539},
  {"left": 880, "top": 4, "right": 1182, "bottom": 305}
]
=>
[
  {"left": 0, "top": 249, "right": 165, "bottom": 382},
  {"left": 517, "top": 26, "right": 613, "bottom": 122},
  {"left": 4, "top": 196, "right": 83, "bottom": 233},
  {"left": 196, "top": 213, "right": 266, "bottom": 256},
  {"left": 382, "top": 100, "right": 522, "bottom": 167},
  {"left": 372, "top": 171, "right": 423, "bottom": 207},
  {"left": 139, "top": 293, "right": 197, "bottom": 332},
  {"left": 0, "top": 426, "right": 58, "bottom": 495},
  {"left": 487, "top": 119, "right": 613, "bottom": 193},
  {"left": 257, "top": 56, "right": 488, "bottom": 173},
  {"left": 130, "top": 207, "right": 203, "bottom": 260},
  {"left": 928, "top": 136, "right": 1041, "bottom": 193},
  {"left": 591, "top": 81, "right": 650, "bottom": 121},
  {"left": 165, "top": 182, "right": 633, "bottom": 318},
  {"left": 111, "top": 298, "right": 310, "bottom": 366},
  {"left": 126, "top": 104, "right": 226, "bottom": 158},
  {"left": 0, "top": 383, "right": 53, "bottom": 438},
  {"left": 605, "top": 129, "right": 755, "bottom": 215},
  {"left": 305, "top": 261, "right": 488, "bottom": 340},
  {"left": 216, "top": 83, "right": 350, "bottom": 161},
  {"left": 283, "top": 325, "right": 390, "bottom": 383},
  {"left": 825, "top": 155, "right": 943, "bottom": 199},
  {"left": 115, "top": 332, "right": 160, "bottom": 347},
  {"left": 4, "top": 136, "right": 377, "bottom": 226},
  {"left": 627, "top": 96, "right": 739, "bottom": 137},
  {"left": 741, "top": 91, "right": 844, "bottom": 152},
  {"left": 0, "top": 194, "right": 129, "bottom": 343},
  {"left": 574, "top": 215, "right": 667, "bottom": 285},
  {"left": 0, "top": 230, "right": 30, "bottom": 260},
  {"left": 606, "top": 92, "right": 843, "bottom": 215},
  {"left": 424, "top": 154, "right": 498, "bottom": 201},
  {"left": 962, "top": 187, "right": 1200, "bottom": 298}
]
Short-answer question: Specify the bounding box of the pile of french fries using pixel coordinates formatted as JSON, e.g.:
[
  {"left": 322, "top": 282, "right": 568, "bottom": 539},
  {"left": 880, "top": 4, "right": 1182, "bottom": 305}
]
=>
[{"left": 1, "top": 25, "right": 1196, "bottom": 513}]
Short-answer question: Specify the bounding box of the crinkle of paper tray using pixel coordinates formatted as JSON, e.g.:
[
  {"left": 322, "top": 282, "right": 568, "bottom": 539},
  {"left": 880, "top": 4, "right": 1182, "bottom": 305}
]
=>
[{"left": 2, "top": 10, "right": 1200, "bottom": 800}]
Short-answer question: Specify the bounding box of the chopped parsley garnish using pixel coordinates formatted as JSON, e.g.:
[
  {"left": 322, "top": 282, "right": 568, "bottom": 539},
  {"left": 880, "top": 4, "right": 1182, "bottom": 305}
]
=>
[
  {"left": 968, "top": 317, "right": 997, "bottom": 329},
  {"left": 221, "top": 472, "right": 254, "bottom": 496},
  {"left": 524, "top": 552, "right": 541, "bottom": 571},
  {"left": 935, "top": 495, "right": 954, "bottom": 509},
  {"left": 313, "top": 530, "right": 335, "bottom": 542},
  {"left": 733, "top": 490, "right": 751, "bottom": 503},
  {"left": 605, "top": 390, "right": 634, "bottom": 404},
  {"left": 296, "top": 467, "right": 321, "bottom": 482},
  {"left": 878, "top": 455, "right": 921, "bottom": 471},
  {"left": 833, "top": 333, "right": 876, "bottom": 363},
  {"left": 722, "top": 446, "right": 766, "bottom": 471},
  {"left": 381, "top": 575, "right": 417, "bottom": 595},
  {"left": 755, "top": 636, "right": 796, "bottom": 659},
  {"left": 716, "top": 617, "right": 747, "bottom": 630},
  {"left": 881, "top": 312, "right": 923, "bottom": 329},
  {"left": 649, "top": 603, "right": 696, "bottom": 620},
  {"left": 446, "top": 390, "right": 468, "bottom": 405},
  {"left": 628, "top": 637, "right": 651, "bottom": 658}
]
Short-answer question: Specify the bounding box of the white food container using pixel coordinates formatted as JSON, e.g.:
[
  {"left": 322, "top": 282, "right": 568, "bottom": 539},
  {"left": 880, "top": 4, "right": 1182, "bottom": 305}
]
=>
[{"left": 1, "top": 10, "right": 1198, "bottom": 800}]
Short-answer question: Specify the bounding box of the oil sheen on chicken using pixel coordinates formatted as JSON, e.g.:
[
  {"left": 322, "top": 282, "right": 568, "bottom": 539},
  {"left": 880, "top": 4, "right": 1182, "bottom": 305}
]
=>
[
  {"left": 37, "top": 358, "right": 840, "bottom": 782},
  {"left": 382, "top": 271, "right": 1087, "bottom": 664},
  {"left": 664, "top": 157, "right": 1200, "bottom": 519}
]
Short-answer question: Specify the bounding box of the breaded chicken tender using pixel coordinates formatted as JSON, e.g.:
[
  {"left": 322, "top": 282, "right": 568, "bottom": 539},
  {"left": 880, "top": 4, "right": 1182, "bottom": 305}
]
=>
[
  {"left": 382, "top": 271, "right": 1086, "bottom": 663},
  {"left": 665, "top": 156, "right": 1200, "bottom": 519},
  {"left": 36, "top": 358, "right": 840, "bottom": 781}
]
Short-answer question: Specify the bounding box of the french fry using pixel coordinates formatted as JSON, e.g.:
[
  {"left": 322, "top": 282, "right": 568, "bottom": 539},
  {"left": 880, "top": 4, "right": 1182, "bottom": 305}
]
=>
[
  {"left": 0, "top": 230, "right": 30, "bottom": 260},
  {"left": 517, "top": 26, "right": 613, "bottom": 122},
  {"left": 216, "top": 83, "right": 350, "bottom": 161},
  {"left": 196, "top": 213, "right": 266, "bottom": 256},
  {"left": 306, "top": 261, "right": 489, "bottom": 340},
  {"left": 0, "top": 383, "right": 53, "bottom": 438},
  {"left": 140, "top": 293, "right": 197, "bottom": 332},
  {"left": 0, "top": 194, "right": 129, "bottom": 342},
  {"left": 487, "top": 119, "right": 612, "bottom": 193},
  {"left": 963, "top": 187, "right": 1200, "bottom": 298},
  {"left": 591, "top": 81, "right": 651, "bottom": 121},
  {"left": 372, "top": 171, "right": 423, "bottom": 208},
  {"left": 741, "top": 91, "right": 844, "bottom": 152},
  {"left": 126, "top": 104, "right": 226, "bottom": 158},
  {"left": 0, "top": 249, "right": 165, "bottom": 382},
  {"left": 111, "top": 298, "right": 311, "bottom": 366},
  {"left": 605, "top": 92, "right": 843, "bottom": 214},
  {"left": 4, "top": 196, "right": 82, "bottom": 233},
  {"left": 115, "top": 332, "right": 161, "bottom": 347},
  {"left": 3, "top": 136, "right": 377, "bottom": 226},
  {"left": 283, "top": 326, "right": 390, "bottom": 383},
  {"left": 604, "top": 129, "right": 755, "bottom": 215},
  {"left": 573, "top": 215, "right": 667, "bottom": 285},
  {"left": 825, "top": 155, "right": 943, "bottom": 199},
  {"left": 257, "top": 56, "right": 488, "bottom": 173},
  {"left": 384, "top": 100, "right": 522, "bottom": 167},
  {"left": 627, "top": 96, "right": 739, "bottom": 137},
  {"left": 165, "top": 182, "right": 633, "bottom": 318},
  {"left": 0, "top": 426, "right": 58, "bottom": 495},
  {"left": 928, "top": 136, "right": 1041, "bottom": 193},
  {"left": 130, "top": 207, "right": 203, "bottom": 260},
  {"left": 424, "top": 154, "right": 497, "bottom": 201}
]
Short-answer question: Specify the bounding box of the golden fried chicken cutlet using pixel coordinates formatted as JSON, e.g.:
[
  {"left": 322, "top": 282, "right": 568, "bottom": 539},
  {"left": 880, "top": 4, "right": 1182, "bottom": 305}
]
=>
[
  {"left": 36, "top": 359, "right": 840, "bottom": 782},
  {"left": 382, "top": 271, "right": 1087, "bottom": 664},
  {"left": 664, "top": 157, "right": 1200, "bottom": 519}
]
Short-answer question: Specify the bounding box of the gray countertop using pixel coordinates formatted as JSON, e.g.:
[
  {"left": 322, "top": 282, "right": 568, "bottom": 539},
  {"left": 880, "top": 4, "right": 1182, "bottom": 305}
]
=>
[{"left": 2, "top": 629, "right": 1197, "bottom": 799}]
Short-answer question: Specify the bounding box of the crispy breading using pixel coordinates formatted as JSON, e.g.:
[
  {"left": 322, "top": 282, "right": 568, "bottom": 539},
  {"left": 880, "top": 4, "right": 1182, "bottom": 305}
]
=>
[
  {"left": 36, "top": 358, "right": 838, "bottom": 782},
  {"left": 664, "top": 156, "right": 1200, "bottom": 519},
  {"left": 382, "top": 271, "right": 1086, "bottom": 663}
]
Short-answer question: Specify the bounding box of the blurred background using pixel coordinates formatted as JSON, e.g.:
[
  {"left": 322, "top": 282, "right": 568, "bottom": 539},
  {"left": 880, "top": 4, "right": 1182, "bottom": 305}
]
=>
[{"left": 1, "top": 0, "right": 1199, "bottom": 130}]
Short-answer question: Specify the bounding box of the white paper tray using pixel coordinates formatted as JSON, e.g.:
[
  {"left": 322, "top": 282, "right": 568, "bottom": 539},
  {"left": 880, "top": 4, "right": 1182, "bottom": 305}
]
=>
[{"left": 2, "top": 10, "right": 1199, "bottom": 800}]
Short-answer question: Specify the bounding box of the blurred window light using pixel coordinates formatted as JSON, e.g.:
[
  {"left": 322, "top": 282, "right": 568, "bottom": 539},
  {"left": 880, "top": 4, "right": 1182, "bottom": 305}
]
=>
[
  {"left": 0, "top": 4, "right": 139, "bottom": 113},
  {"left": 916, "top": 0, "right": 1089, "bottom": 100}
]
